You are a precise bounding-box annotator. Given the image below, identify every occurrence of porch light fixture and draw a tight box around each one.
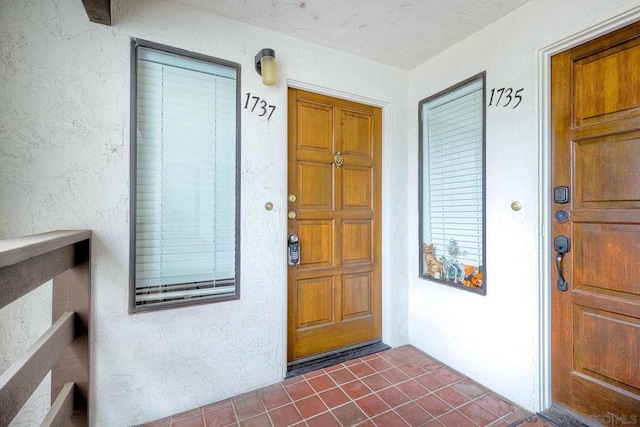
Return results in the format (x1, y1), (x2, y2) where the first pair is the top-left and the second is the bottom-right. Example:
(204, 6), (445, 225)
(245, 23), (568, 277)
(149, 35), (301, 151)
(255, 48), (276, 86)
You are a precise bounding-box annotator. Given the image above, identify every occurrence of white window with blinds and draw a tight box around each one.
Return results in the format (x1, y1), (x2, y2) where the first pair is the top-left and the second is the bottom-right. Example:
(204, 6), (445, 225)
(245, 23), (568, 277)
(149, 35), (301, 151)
(130, 40), (240, 311)
(419, 73), (486, 294)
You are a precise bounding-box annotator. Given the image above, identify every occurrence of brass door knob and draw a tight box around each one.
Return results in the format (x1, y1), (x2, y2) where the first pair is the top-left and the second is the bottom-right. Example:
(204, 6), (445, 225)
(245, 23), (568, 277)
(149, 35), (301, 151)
(288, 211), (297, 219)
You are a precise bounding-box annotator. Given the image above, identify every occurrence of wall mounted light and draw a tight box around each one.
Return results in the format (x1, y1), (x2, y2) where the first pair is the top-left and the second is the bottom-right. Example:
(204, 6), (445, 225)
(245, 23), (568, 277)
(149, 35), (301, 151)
(255, 48), (277, 86)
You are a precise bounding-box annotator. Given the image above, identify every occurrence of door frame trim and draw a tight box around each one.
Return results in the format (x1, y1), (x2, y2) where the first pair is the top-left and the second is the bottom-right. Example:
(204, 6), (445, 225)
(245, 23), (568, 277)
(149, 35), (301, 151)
(283, 79), (392, 376)
(536, 6), (640, 412)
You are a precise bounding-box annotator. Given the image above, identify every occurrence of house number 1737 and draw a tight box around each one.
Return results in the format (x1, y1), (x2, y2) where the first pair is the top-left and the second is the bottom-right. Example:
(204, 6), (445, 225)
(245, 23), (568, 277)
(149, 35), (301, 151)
(244, 92), (276, 120)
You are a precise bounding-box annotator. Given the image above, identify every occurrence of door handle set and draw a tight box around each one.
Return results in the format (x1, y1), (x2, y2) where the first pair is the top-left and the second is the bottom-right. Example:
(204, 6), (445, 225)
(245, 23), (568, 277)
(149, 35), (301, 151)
(553, 186), (570, 292)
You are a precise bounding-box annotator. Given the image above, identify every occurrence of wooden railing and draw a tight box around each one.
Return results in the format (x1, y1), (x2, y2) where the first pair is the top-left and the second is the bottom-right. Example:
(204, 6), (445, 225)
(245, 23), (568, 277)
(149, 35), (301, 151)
(0, 230), (91, 426)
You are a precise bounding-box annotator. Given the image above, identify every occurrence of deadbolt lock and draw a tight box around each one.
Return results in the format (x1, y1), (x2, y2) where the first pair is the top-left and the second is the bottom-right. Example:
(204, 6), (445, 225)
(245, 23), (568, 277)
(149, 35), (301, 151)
(288, 211), (297, 219)
(288, 194), (297, 203)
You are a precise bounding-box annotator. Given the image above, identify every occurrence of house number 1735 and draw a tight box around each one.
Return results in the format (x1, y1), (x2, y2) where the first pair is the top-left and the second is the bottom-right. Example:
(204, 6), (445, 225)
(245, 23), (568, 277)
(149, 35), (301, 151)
(488, 88), (524, 109)
(244, 92), (276, 120)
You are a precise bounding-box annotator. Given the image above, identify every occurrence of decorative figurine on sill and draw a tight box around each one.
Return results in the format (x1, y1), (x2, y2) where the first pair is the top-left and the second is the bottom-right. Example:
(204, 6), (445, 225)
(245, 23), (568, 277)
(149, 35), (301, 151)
(446, 238), (462, 258)
(442, 258), (465, 283)
(462, 264), (484, 288)
(441, 239), (466, 283)
(423, 243), (443, 279)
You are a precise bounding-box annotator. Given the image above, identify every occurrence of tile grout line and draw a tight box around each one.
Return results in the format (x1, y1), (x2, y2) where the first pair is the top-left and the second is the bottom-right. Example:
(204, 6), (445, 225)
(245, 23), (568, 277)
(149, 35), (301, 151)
(320, 354), (442, 425)
(310, 354), (446, 426)
(163, 347), (533, 427)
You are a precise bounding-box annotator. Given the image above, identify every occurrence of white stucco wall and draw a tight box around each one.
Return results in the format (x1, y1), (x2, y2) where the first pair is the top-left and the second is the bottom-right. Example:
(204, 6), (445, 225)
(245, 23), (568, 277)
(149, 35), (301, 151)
(407, 0), (640, 412)
(0, 0), (408, 425)
(4, 0), (640, 424)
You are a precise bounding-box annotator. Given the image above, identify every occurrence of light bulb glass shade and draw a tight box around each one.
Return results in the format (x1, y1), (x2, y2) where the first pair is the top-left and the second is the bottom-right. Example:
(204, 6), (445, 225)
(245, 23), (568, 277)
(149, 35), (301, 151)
(260, 55), (277, 86)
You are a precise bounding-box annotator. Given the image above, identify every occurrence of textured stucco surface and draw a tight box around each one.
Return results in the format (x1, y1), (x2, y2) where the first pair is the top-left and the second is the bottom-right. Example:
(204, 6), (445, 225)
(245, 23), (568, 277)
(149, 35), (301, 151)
(0, 0), (408, 425)
(407, 0), (640, 412)
(172, 0), (531, 70)
(3, 0), (640, 424)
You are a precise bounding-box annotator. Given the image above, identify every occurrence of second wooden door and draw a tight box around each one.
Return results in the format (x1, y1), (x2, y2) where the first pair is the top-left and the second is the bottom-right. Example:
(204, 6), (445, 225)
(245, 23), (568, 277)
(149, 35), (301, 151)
(551, 20), (640, 419)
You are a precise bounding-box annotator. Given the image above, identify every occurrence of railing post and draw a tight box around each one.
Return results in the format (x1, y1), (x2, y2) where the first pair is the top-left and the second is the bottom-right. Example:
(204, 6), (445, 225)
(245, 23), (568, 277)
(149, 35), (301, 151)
(51, 238), (91, 426)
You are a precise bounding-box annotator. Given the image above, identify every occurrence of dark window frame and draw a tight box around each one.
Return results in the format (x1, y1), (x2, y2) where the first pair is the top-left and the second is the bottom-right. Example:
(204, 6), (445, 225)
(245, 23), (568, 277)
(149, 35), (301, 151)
(418, 72), (487, 295)
(129, 38), (242, 313)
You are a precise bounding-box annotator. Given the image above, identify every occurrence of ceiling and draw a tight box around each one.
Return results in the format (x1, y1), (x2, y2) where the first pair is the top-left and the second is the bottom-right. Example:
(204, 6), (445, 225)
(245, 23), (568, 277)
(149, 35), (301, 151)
(172, 0), (531, 70)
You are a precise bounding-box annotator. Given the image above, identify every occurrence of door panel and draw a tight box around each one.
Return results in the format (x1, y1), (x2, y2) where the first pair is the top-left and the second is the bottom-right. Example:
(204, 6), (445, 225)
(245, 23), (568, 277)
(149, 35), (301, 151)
(574, 307), (640, 391)
(342, 273), (372, 320)
(551, 20), (640, 418)
(297, 221), (333, 267)
(297, 101), (334, 151)
(575, 224), (640, 295)
(288, 88), (382, 362)
(573, 37), (640, 126)
(342, 167), (372, 209)
(296, 276), (334, 329)
(298, 162), (334, 209)
(575, 133), (640, 206)
(342, 110), (374, 157)
(341, 220), (372, 264)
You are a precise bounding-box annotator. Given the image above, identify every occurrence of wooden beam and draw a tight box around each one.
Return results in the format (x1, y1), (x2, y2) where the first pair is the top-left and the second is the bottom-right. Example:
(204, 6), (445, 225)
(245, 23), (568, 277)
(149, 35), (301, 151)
(0, 230), (91, 425)
(0, 230), (91, 269)
(81, 0), (111, 26)
(52, 255), (91, 426)
(0, 239), (90, 310)
(0, 312), (75, 427)
(0, 231), (90, 309)
(42, 383), (75, 427)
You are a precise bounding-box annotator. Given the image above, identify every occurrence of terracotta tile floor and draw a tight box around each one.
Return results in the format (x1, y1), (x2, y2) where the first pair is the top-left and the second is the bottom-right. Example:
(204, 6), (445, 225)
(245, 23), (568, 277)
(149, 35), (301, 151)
(143, 345), (538, 427)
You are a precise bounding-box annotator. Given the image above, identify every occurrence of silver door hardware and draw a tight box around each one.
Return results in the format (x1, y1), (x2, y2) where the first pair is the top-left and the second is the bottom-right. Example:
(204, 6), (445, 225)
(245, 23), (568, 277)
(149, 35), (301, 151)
(288, 233), (300, 265)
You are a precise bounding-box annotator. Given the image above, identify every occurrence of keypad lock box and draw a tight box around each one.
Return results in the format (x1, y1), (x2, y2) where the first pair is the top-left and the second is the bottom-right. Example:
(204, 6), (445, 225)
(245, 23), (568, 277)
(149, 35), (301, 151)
(288, 233), (300, 265)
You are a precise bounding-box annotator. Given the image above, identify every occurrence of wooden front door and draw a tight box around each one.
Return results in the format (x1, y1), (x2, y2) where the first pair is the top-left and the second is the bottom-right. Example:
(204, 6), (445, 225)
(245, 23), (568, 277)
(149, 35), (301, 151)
(287, 88), (382, 362)
(551, 21), (640, 419)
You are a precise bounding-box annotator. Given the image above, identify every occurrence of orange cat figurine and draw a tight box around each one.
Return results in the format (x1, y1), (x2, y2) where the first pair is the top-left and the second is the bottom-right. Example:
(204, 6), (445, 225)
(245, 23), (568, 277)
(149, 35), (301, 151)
(423, 243), (442, 278)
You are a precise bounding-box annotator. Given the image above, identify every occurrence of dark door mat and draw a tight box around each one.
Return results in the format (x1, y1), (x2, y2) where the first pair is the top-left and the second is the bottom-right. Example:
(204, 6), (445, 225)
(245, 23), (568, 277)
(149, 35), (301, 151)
(286, 342), (390, 378)
(537, 407), (591, 427)
(508, 414), (560, 427)
(508, 404), (600, 427)
(509, 407), (593, 427)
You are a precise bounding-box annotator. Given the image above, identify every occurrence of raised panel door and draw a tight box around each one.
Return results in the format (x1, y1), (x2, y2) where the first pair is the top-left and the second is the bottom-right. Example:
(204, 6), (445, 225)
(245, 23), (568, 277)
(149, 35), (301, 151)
(551, 20), (640, 419)
(287, 88), (382, 362)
